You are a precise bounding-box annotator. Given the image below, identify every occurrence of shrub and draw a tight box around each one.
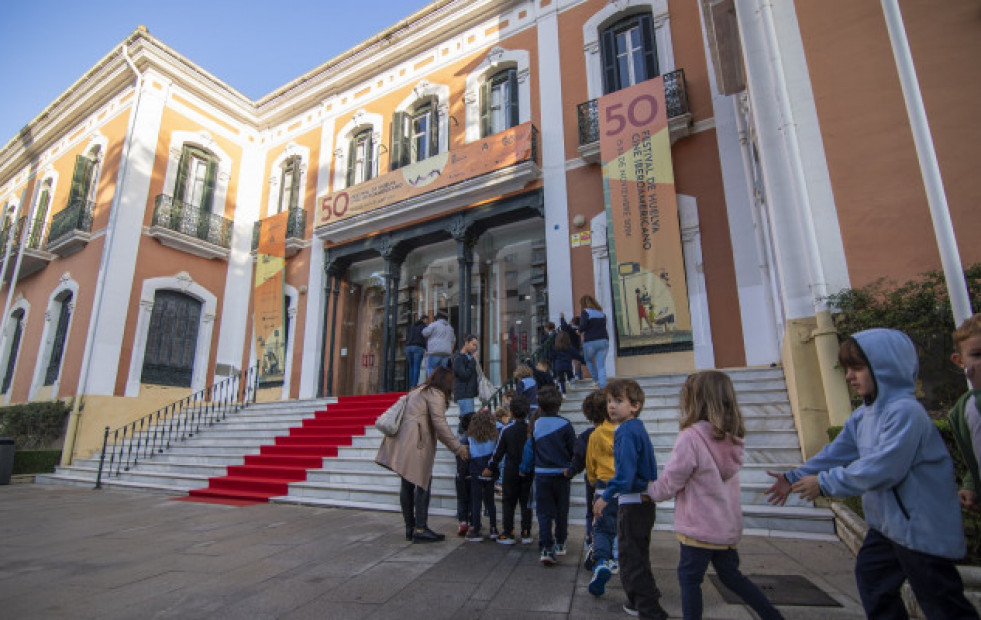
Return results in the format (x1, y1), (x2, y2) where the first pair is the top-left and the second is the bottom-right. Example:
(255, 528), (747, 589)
(825, 263), (981, 414)
(0, 401), (71, 449)
(12, 450), (62, 475)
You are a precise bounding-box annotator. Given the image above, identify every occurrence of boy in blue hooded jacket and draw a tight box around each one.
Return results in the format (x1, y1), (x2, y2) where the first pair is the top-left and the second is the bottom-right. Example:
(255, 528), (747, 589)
(766, 328), (977, 619)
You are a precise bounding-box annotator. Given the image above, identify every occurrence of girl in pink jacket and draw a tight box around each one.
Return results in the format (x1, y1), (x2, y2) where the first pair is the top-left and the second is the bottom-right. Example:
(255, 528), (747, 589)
(648, 371), (782, 620)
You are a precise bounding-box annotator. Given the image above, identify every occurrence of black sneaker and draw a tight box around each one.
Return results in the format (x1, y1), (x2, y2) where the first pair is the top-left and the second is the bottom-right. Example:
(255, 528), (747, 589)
(465, 528), (484, 543)
(520, 529), (533, 544)
(539, 548), (556, 566)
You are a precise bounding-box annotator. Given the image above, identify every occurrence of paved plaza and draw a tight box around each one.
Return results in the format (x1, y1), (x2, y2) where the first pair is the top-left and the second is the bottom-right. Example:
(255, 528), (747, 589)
(0, 484), (864, 619)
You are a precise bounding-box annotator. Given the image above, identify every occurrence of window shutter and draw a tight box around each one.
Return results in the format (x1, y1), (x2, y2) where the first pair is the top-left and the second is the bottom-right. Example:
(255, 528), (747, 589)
(506, 69), (519, 129)
(68, 155), (95, 206)
(428, 104), (439, 157)
(44, 293), (73, 386)
(347, 137), (357, 186)
(601, 26), (618, 94)
(2, 313), (24, 394)
(390, 112), (407, 171)
(288, 157), (301, 210)
(173, 147), (190, 204)
(201, 158), (217, 213)
(639, 13), (659, 79)
(365, 133), (375, 181)
(480, 79), (492, 137)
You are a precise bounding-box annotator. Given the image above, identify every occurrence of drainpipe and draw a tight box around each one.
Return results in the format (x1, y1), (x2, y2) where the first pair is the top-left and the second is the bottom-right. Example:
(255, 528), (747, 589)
(62, 44), (143, 467)
(881, 0), (971, 326)
(758, 0), (852, 426)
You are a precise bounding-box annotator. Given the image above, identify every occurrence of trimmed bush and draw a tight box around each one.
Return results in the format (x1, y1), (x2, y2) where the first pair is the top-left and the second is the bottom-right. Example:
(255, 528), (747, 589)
(12, 450), (62, 475)
(0, 401), (70, 449)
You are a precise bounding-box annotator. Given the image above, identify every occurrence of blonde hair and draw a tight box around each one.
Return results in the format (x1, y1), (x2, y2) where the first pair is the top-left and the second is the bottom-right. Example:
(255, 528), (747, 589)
(953, 313), (981, 352)
(580, 294), (602, 311)
(679, 371), (745, 439)
(513, 364), (533, 380)
(468, 409), (499, 442)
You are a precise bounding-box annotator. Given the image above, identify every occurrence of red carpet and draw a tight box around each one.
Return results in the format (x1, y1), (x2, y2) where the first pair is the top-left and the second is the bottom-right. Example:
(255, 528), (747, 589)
(183, 393), (403, 505)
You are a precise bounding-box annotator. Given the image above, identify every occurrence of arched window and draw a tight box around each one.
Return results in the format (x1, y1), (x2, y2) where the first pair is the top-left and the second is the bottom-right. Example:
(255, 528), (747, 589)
(141, 290), (202, 387)
(347, 128), (375, 187)
(601, 13), (659, 94)
(1, 309), (25, 394)
(277, 156), (302, 214)
(68, 146), (100, 209)
(29, 179), (53, 249)
(391, 97), (439, 170)
(43, 291), (73, 387)
(174, 145), (218, 212)
(481, 69), (518, 137)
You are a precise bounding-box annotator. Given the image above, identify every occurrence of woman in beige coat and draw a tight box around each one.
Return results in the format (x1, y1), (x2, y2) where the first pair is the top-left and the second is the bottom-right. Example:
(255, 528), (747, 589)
(375, 366), (469, 543)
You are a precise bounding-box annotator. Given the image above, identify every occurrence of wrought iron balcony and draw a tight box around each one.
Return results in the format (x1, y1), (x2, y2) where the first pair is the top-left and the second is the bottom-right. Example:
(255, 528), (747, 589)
(1, 216), (55, 282)
(148, 194), (232, 260)
(251, 207), (307, 257)
(576, 69), (693, 162)
(46, 198), (95, 257)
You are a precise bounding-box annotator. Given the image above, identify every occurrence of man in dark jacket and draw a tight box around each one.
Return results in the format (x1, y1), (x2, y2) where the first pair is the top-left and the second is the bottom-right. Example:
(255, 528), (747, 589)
(405, 314), (428, 388)
(451, 334), (480, 535)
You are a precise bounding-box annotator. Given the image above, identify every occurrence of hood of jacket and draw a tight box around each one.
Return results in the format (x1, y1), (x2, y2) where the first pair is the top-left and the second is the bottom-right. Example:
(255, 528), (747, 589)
(853, 328), (918, 408)
(690, 421), (743, 481)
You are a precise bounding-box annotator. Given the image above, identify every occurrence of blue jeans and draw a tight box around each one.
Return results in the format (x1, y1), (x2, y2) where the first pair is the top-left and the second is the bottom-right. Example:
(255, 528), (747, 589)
(678, 544), (783, 620)
(582, 339), (609, 387)
(426, 354), (450, 377)
(405, 345), (425, 388)
(592, 484), (618, 564)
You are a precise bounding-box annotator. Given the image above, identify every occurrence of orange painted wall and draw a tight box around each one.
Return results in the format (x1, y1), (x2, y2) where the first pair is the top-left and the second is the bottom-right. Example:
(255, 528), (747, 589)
(794, 0), (981, 287)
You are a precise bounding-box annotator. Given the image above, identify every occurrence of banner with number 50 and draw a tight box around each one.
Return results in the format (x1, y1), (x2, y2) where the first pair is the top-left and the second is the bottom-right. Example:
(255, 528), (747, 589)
(599, 76), (693, 355)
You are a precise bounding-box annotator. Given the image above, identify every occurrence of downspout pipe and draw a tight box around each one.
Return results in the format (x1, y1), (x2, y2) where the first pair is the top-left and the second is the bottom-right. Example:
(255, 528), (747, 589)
(881, 0), (971, 326)
(758, 0), (852, 426)
(62, 44), (143, 467)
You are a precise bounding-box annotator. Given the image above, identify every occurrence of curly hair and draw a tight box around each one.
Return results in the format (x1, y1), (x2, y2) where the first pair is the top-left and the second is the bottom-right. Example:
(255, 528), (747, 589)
(467, 409), (499, 442)
(581, 389), (608, 424)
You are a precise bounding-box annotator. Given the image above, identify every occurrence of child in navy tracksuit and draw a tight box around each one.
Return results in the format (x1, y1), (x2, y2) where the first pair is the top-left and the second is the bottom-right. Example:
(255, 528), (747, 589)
(514, 364), (538, 413)
(485, 395), (533, 544)
(520, 386), (575, 565)
(564, 390), (608, 551)
(465, 409), (500, 542)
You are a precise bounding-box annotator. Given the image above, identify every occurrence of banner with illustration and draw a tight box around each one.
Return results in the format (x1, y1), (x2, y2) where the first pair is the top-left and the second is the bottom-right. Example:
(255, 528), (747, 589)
(599, 77), (692, 354)
(316, 122), (536, 228)
(253, 210), (288, 384)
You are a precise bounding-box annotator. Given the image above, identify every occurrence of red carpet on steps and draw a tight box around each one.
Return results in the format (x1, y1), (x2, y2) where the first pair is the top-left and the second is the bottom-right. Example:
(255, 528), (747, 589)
(180, 392), (403, 506)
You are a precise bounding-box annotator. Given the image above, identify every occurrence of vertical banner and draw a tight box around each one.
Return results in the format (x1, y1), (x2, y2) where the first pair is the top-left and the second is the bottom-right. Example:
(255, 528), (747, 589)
(599, 77), (693, 354)
(254, 211), (288, 384)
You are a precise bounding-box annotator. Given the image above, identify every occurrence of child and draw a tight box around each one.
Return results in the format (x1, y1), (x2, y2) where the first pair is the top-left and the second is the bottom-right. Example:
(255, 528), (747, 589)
(766, 329), (976, 619)
(520, 385), (575, 565)
(565, 390), (607, 554)
(551, 331), (580, 394)
(514, 364), (538, 412)
(593, 379), (668, 620)
(648, 371), (782, 619)
(485, 395), (534, 544)
(584, 389), (620, 597)
(465, 408), (500, 542)
(948, 314), (981, 510)
(534, 359), (556, 389)
(454, 413), (472, 537)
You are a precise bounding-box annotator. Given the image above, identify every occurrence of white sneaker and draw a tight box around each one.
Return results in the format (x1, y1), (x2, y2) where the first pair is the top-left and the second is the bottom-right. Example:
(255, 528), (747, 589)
(622, 603), (639, 617)
(554, 543), (567, 556)
(608, 559), (619, 574)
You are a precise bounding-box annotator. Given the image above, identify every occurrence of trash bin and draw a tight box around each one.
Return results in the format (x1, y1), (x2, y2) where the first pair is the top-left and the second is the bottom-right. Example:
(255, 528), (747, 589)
(0, 438), (14, 485)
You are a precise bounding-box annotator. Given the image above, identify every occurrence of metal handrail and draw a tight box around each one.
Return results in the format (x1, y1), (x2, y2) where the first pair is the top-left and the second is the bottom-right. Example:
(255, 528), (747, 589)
(151, 194), (233, 248)
(480, 339), (553, 410)
(47, 198), (95, 246)
(94, 364), (260, 488)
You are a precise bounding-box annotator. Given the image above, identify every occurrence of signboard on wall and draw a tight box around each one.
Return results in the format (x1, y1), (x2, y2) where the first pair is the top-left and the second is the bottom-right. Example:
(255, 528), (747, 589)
(598, 77), (693, 354)
(253, 211), (288, 384)
(316, 122), (536, 227)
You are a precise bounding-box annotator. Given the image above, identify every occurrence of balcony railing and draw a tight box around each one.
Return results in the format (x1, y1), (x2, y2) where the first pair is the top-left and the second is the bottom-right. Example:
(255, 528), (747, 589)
(152, 195), (233, 249)
(251, 207), (307, 255)
(47, 198), (94, 246)
(577, 69), (691, 149)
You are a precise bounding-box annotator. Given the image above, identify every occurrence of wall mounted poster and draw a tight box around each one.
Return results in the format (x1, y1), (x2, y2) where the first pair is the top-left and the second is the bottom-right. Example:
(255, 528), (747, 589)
(254, 211), (288, 384)
(598, 76), (693, 354)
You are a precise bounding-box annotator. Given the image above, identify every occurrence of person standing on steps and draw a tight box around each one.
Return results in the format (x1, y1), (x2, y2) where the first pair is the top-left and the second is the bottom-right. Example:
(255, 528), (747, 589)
(578, 295), (610, 388)
(405, 314), (429, 389)
(422, 311), (454, 378)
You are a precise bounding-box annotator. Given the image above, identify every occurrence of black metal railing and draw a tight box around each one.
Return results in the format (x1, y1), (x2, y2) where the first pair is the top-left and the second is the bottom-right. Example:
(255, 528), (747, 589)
(94, 364), (260, 488)
(480, 339), (553, 410)
(152, 194), (233, 248)
(47, 198), (94, 246)
(251, 207), (308, 252)
(576, 68), (690, 146)
(0, 217), (25, 260)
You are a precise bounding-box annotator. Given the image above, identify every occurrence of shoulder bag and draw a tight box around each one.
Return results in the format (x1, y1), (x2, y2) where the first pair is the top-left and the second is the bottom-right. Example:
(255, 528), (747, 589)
(375, 392), (411, 437)
(476, 360), (496, 403)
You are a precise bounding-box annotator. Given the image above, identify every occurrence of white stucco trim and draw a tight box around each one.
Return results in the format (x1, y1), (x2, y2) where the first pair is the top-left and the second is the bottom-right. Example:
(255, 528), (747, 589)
(162, 130), (233, 215)
(395, 81), (451, 156)
(582, 0), (674, 101)
(28, 274), (80, 401)
(677, 195), (715, 369)
(589, 213), (617, 381)
(333, 111), (384, 192)
(463, 47), (532, 143)
(266, 143), (311, 217)
(27, 171), (59, 242)
(125, 272), (217, 397)
(0, 297), (30, 405)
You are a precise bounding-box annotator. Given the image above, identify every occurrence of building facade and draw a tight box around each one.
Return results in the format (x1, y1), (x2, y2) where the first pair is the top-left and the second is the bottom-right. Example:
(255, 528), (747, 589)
(0, 0), (977, 462)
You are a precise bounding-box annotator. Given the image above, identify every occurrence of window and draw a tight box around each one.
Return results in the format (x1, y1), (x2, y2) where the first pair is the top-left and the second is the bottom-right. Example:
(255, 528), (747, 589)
(173, 145), (218, 211)
(43, 291), (73, 386)
(481, 69), (518, 137)
(29, 179), (53, 248)
(391, 98), (439, 170)
(67, 148), (99, 208)
(1, 309), (24, 394)
(347, 129), (374, 187)
(141, 290), (202, 387)
(277, 156), (301, 214)
(601, 14), (659, 94)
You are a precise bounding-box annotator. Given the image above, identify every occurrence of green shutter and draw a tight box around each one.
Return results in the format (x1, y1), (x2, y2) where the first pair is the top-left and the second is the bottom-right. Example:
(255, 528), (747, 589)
(201, 158), (217, 213)
(480, 79), (492, 137)
(288, 157), (301, 209)
(601, 26), (618, 94)
(639, 14), (659, 79)
(173, 147), (190, 204)
(390, 112), (407, 171)
(428, 103), (439, 158)
(506, 69), (519, 129)
(365, 133), (374, 180)
(347, 136), (357, 186)
(68, 155), (95, 206)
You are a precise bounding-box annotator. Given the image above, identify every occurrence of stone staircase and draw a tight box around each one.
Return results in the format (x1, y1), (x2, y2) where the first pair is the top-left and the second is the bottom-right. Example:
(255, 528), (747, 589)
(36, 368), (835, 539)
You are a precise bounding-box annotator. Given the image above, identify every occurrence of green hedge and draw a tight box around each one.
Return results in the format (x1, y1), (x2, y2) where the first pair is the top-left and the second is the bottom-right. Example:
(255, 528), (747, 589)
(828, 423), (981, 564)
(12, 450), (62, 475)
(0, 401), (70, 449)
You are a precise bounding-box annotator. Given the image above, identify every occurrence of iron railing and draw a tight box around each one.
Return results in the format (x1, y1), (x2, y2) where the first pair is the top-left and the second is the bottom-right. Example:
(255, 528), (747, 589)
(252, 207), (307, 252)
(0, 216), (25, 260)
(47, 198), (95, 246)
(576, 68), (690, 146)
(152, 194), (233, 248)
(95, 364), (260, 488)
(480, 339), (554, 410)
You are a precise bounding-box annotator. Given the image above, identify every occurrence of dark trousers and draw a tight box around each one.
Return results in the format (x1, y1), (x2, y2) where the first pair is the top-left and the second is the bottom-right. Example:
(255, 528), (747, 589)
(535, 475), (570, 550)
(618, 502), (667, 620)
(855, 528), (978, 619)
(592, 493), (618, 564)
(501, 471), (533, 535)
(469, 476), (497, 533)
(678, 544), (783, 620)
(399, 477), (431, 530)
(455, 455), (471, 524)
(584, 479), (595, 544)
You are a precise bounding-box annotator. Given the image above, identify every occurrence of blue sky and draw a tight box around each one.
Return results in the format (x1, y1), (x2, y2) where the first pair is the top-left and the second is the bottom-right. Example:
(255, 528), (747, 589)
(0, 0), (433, 143)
